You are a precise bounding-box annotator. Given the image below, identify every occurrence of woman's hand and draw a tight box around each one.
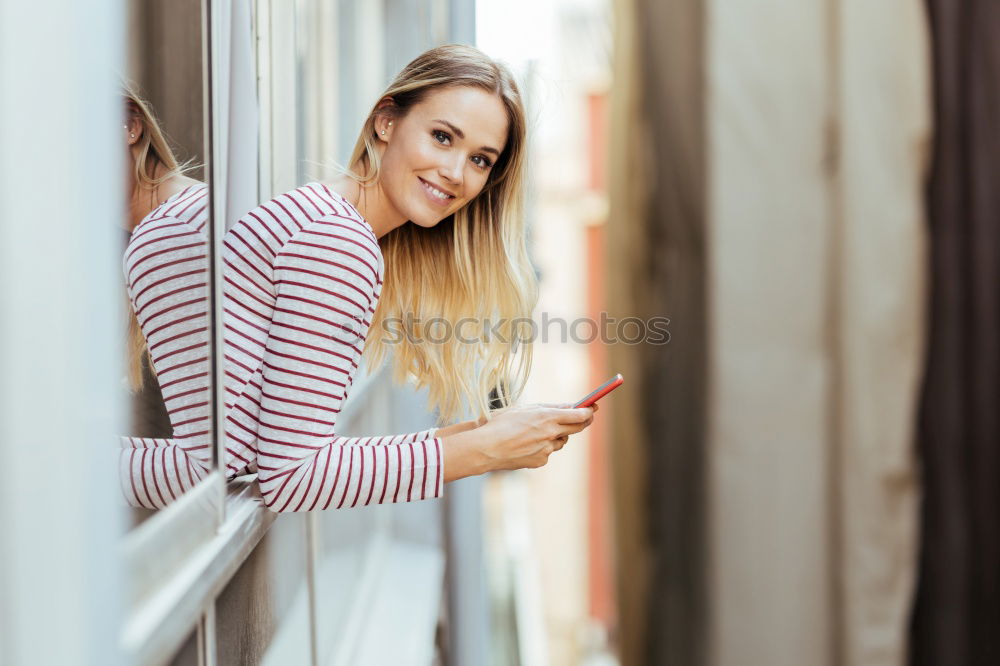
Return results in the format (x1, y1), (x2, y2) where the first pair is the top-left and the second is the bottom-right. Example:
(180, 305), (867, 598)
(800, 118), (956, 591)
(475, 403), (598, 471)
(441, 402), (600, 483)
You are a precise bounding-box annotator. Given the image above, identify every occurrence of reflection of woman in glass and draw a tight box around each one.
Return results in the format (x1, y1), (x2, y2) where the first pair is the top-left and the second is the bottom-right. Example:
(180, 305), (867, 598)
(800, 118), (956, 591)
(119, 88), (212, 508)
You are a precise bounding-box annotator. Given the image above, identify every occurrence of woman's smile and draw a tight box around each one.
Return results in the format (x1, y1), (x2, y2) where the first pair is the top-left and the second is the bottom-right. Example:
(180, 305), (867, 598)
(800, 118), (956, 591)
(418, 176), (456, 208)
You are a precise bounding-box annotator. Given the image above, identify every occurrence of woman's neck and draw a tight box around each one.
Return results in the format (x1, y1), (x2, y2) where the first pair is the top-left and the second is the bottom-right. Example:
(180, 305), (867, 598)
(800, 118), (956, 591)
(127, 167), (201, 230)
(324, 173), (406, 240)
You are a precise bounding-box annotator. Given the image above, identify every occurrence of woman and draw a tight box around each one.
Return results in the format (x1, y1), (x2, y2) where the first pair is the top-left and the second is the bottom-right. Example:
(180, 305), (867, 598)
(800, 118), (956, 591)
(119, 88), (214, 508)
(124, 44), (597, 512)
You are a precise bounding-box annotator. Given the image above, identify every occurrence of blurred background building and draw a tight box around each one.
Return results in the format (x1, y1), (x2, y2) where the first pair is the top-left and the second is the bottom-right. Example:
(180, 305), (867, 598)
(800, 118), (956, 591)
(0, 0), (996, 665)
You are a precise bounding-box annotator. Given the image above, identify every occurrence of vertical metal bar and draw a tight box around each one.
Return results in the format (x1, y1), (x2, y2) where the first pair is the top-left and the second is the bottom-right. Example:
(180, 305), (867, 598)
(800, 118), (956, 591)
(202, 0), (227, 526)
(306, 513), (320, 666)
(255, 0), (273, 199)
(197, 607), (218, 666)
(444, 475), (491, 666)
(823, 0), (845, 663)
(196, 615), (205, 666)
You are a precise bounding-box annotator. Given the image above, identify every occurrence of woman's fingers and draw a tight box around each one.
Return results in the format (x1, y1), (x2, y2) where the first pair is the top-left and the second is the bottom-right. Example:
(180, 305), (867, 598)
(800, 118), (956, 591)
(550, 406), (595, 425)
(563, 421), (591, 436)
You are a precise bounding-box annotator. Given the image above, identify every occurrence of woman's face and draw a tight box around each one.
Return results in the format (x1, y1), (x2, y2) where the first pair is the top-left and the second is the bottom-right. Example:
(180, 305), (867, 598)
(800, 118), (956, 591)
(376, 85), (510, 228)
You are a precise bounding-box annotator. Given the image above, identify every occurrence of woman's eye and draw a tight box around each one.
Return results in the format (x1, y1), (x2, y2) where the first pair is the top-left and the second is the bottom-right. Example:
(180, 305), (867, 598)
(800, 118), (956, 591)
(432, 129), (492, 169)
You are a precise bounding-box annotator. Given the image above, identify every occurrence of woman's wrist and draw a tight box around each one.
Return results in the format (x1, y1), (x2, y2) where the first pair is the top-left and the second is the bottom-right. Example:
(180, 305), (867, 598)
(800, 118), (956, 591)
(434, 418), (480, 439)
(441, 427), (494, 483)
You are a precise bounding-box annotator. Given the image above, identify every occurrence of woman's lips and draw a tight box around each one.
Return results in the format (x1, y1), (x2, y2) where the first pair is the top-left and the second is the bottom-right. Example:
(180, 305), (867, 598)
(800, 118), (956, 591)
(418, 177), (455, 208)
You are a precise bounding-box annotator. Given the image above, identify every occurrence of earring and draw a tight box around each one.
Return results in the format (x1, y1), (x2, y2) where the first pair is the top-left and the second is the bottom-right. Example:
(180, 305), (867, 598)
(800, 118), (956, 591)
(130, 133), (135, 138)
(380, 130), (386, 135)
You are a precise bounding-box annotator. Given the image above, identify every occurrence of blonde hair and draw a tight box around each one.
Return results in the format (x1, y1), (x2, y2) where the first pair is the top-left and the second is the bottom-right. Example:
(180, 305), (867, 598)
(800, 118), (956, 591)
(123, 85), (194, 391)
(346, 44), (537, 424)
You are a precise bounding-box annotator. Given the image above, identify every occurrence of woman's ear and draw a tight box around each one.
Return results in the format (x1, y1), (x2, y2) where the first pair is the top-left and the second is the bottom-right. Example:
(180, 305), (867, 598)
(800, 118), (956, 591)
(373, 97), (397, 142)
(375, 115), (394, 142)
(126, 115), (143, 146)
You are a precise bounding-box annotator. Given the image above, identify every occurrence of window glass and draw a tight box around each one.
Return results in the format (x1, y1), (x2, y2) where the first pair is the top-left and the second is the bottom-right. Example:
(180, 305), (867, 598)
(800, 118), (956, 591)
(121, 0), (216, 525)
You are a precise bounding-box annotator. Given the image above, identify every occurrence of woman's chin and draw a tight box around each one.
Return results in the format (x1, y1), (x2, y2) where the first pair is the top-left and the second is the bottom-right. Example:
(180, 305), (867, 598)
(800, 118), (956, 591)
(410, 213), (446, 228)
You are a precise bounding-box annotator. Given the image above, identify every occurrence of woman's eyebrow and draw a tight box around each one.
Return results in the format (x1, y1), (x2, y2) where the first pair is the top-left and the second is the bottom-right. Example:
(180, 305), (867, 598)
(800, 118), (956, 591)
(433, 119), (501, 156)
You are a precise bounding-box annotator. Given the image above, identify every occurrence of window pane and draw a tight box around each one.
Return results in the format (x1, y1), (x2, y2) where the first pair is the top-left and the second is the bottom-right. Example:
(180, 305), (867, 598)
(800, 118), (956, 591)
(121, 0), (215, 525)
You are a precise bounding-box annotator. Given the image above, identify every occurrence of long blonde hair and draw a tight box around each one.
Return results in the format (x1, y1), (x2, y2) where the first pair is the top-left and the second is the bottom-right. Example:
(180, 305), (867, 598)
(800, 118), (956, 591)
(123, 85), (193, 390)
(346, 44), (537, 424)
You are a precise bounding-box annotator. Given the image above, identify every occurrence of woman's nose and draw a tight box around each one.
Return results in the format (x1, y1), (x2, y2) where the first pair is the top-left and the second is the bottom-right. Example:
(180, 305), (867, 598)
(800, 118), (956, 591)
(439, 155), (464, 186)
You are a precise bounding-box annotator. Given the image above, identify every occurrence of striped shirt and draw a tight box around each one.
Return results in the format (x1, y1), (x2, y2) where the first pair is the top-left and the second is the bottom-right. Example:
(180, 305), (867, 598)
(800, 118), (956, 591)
(120, 184), (213, 508)
(222, 182), (443, 512)
(120, 182), (444, 512)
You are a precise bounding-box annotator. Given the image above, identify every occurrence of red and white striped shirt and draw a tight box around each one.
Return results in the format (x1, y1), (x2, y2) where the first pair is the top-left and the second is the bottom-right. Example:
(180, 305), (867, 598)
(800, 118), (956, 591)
(120, 184), (213, 508)
(120, 182), (444, 512)
(222, 182), (443, 512)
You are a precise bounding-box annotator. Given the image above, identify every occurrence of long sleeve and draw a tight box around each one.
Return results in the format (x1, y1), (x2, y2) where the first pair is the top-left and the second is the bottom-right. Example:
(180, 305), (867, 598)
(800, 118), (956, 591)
(253, 217), (445, 513)
(119, 191), (215, 509)
(119, 435), (212, 509)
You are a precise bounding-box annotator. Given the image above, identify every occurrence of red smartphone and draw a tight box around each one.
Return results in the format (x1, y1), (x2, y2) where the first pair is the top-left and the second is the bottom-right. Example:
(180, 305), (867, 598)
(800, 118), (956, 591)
(573, 373), (624, 408)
